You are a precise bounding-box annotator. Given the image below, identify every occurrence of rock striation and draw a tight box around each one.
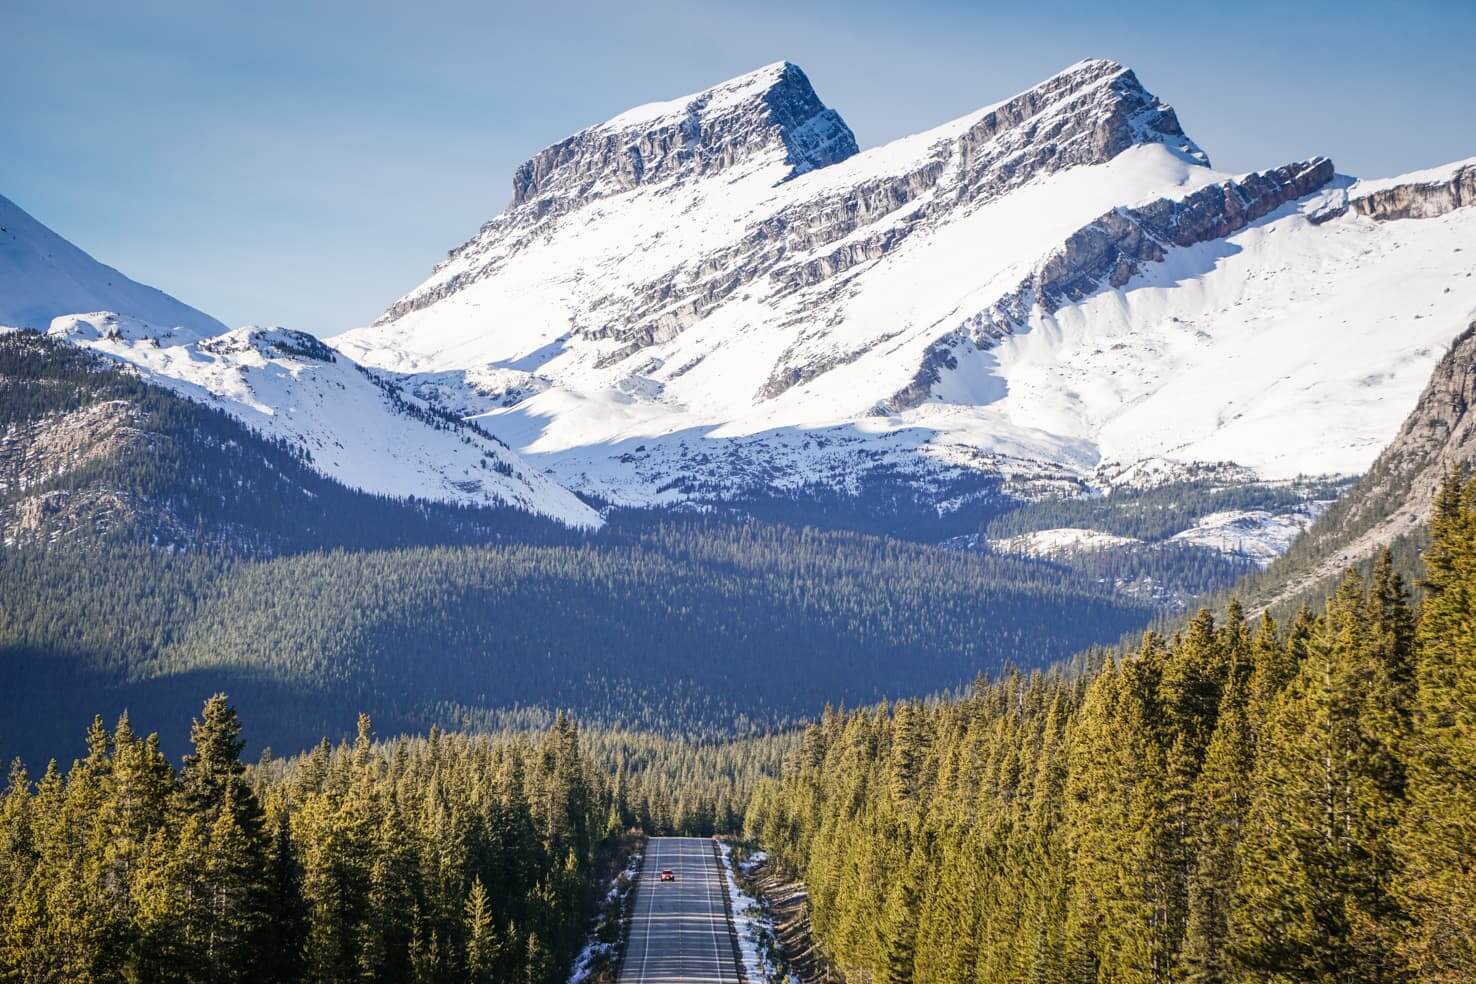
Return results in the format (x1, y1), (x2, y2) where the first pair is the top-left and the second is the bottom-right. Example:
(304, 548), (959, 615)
(1351, 161), (1476, 221)
(378, 62), (858, 326)
(510, 62), (857, 208)
(372, 59), (1205, 348)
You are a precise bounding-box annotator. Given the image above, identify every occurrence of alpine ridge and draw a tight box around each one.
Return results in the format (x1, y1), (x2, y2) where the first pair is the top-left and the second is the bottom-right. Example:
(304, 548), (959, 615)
(328, 59), (1476, 547)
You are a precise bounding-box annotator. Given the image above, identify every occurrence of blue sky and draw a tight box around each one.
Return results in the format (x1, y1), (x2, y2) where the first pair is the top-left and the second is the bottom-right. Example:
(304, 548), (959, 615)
(5, 0), (1474, 333)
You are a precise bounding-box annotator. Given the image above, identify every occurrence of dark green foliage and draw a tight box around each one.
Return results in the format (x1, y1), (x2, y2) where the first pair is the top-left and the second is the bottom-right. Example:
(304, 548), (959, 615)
(1027, 540), (1260, 608)
(748, 482), (1476, 983)
(1395, 478), (1476, 981)
(0, 698), (613, 984)
(0, 516), (1153, 765)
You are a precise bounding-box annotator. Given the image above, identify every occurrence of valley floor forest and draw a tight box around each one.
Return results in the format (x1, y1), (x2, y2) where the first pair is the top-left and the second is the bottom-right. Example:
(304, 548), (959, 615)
(2, 479), (1473, 983)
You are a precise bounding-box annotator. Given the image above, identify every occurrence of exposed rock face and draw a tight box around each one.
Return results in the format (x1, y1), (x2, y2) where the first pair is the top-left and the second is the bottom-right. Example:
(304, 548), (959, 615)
(198, 327), (336, 362)
(0, 399), (154, 494)
(877, 157), (1337, 412)
(329, 59), (1476, 525)
(373, 58), (1205, 351)
(0, 399), (179, 547)
(379, 62), (859, 327)
(1346, 321), (1476, 525)
(5, 487), (175, 547)
(1351, 162), (1476, 221)
(510, 62), (857, 208)
(1363, 321), (1470, 486)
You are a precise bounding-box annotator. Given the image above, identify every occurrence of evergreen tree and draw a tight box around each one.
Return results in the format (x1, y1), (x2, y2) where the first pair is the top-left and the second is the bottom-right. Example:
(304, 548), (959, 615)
(1231, 573), (1411, 982)
(464, 875), (498, 984)
(1179, 658), (1252, 984)
(1396, 478), (1476, 981)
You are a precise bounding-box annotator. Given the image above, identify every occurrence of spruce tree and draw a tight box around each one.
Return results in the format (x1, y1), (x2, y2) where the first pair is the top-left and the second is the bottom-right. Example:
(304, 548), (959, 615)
(1396, 478), (1476, 980)
(1179, 657), (1252, 984)
(465, 875), (498, 984)
(1231, 573), (1411, 983)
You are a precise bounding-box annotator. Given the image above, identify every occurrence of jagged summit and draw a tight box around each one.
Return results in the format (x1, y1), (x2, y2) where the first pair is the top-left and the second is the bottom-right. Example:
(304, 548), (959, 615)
(951, 56), (1207, 167)
(508, 60), (858, 207)
(366, 59), (1212, 333)
(333, 60), (1476, 526)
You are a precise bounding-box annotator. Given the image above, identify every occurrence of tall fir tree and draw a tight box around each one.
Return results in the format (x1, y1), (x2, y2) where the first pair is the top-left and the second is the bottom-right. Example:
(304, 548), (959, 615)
(1396, 477), (1476, 981)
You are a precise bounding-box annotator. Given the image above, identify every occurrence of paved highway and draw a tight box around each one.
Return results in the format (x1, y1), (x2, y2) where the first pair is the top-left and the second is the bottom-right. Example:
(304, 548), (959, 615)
(618, 836), (742, 984)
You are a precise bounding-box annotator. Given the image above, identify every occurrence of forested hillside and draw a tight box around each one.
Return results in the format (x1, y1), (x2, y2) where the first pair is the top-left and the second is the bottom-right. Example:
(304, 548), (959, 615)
(1, 330), (1167, 766)
(0, 519), (1155, 767)
(0, 697), (613, 983)
(746, 478), (1476, 983)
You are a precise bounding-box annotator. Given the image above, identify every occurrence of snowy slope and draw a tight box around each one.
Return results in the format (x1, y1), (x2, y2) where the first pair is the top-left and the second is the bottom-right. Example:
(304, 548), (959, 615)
(47, 313), (600, 527)
(991, 501), (1328, 567)
(0, 192), (599, 527)
(989, 177), (1476, 480)
(0, 193), (223, 335)
(331, 59), (1476, 518)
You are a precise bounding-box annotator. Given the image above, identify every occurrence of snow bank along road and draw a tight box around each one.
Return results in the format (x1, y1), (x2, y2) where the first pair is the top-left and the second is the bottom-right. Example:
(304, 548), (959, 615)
(619, 836), (742, 984)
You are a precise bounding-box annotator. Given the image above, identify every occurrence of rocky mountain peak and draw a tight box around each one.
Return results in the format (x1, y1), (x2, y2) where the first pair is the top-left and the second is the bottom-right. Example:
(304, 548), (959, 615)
(973, 57), (1207, 169)
(508, 61), (858, 208)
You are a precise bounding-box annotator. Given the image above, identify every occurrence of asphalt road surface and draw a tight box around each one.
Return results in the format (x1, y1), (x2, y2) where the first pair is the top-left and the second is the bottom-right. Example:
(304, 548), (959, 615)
(618, 836), (742, 984)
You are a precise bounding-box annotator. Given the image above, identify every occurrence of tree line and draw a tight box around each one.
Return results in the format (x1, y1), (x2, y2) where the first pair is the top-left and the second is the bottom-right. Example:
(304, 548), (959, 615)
(0, 699), (614, 983)
(746, 478), (1476, 983)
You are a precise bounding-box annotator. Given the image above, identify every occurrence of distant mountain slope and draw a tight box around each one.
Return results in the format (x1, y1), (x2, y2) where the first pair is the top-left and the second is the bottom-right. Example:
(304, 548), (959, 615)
(1, 192), (600, 527)
(1242, 320), (1476, 611)
(332, 60), (1476, 533)
(0, 330), (568, 552)
(0, 340), (1159, 765)
(0, 193), (223, 334)
(47, 313), (600, 527)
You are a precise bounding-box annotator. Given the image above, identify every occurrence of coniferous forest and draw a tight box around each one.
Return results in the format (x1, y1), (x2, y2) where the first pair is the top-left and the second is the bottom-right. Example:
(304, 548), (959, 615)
(745, 479), (1476, 984)
(3, 330), (1475, 984)
(0, 699), (611, 983)
(7, 20), (1476, 984)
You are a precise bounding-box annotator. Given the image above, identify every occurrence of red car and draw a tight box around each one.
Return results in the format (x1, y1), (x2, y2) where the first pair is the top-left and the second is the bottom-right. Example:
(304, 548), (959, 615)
(659, 869), (676, 882)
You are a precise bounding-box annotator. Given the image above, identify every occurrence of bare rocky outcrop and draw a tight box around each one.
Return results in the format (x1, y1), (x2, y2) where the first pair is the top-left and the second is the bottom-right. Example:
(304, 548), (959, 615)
(1351, 162), (1476, 221)
(876, 157), (1337, 412)
(1306, 162), (1476, 225)
(0, 400), (154, 493)
(378, 63), (857, 326)
(0, 399), (182, 546)
(510, 62), (857, 208)
(5, 487), (178, 547)
(198, 327), (336, 362)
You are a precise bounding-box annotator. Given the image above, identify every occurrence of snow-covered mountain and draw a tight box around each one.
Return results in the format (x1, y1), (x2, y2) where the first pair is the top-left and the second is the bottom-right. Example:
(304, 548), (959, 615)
(1, 194), (600, 528)
(46, 314), (599, 526)
(333, 58), (1476, 525)
(0, 193), (224, 336)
